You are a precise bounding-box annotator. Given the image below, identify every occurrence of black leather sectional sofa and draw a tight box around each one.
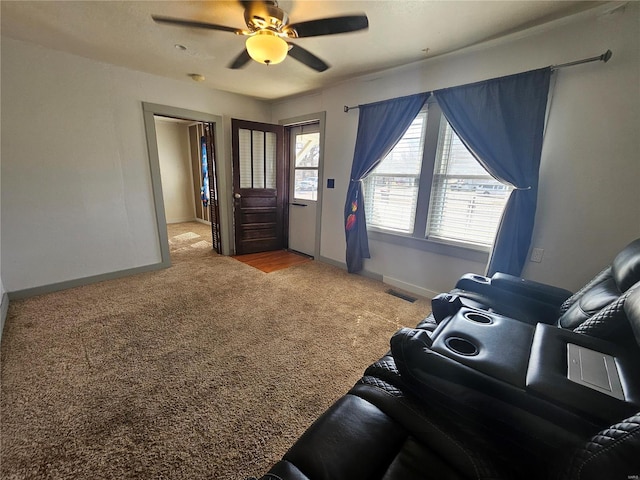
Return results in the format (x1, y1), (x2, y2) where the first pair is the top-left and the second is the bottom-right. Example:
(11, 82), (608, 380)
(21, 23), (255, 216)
(255, 239), (640, 480)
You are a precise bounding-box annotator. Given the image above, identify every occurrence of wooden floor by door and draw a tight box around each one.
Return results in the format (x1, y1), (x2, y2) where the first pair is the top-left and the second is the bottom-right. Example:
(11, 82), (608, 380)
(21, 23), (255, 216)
(232, 250), (311, 273)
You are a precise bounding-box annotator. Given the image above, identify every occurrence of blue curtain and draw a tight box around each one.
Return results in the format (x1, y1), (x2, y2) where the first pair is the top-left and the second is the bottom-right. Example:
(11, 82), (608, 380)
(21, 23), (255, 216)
(433, 68), (551, 276)
(344, 92), (430, 273)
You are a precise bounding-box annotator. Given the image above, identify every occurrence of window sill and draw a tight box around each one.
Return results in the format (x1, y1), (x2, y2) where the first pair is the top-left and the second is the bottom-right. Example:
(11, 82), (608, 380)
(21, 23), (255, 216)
(367, 229), (490, 264)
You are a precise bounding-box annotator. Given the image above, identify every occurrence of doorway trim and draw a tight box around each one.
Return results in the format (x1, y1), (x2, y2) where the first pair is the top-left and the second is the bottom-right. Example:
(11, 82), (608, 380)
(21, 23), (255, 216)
(279, 111), (326, 260)
(142, 102), (231, 265)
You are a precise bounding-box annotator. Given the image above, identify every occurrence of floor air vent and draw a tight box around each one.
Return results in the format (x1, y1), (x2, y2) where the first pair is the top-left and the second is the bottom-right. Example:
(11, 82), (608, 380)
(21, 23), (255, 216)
(386, 289), (417, 303)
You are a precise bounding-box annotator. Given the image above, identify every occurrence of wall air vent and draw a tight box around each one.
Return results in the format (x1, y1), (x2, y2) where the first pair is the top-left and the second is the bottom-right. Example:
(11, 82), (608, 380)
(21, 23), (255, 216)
(386, 289), (417, 303)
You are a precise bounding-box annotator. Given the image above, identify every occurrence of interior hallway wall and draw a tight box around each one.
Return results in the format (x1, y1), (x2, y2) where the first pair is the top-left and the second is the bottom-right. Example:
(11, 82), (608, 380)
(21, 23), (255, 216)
(155, 119), (196, 224)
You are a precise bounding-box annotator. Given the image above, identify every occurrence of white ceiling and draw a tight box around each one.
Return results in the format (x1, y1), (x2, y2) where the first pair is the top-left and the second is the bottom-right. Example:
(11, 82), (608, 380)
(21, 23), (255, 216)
(1, 1), (608, 100)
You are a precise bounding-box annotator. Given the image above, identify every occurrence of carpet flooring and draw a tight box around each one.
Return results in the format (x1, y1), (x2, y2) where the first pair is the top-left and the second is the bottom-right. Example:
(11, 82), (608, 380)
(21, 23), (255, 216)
(1, 222), (431, 479)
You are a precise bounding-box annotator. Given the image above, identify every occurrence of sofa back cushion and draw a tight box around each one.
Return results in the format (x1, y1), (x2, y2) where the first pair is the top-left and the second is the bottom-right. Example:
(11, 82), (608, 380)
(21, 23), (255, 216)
(559, 238), (640, 330)
(612, 238), (640, 293)
(558, 274), (619, 329)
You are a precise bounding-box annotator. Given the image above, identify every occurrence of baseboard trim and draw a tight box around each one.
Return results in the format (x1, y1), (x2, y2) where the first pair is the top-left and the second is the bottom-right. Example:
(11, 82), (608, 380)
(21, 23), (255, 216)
(316, 255), (383, 282)
(7, 261), (170, 300)
(317, 255), (347, 270)
(167, 217), (200, 224)
(383, 276), (437, 300)
(316, 256), (433, 297)
(0, 292), (9, 342)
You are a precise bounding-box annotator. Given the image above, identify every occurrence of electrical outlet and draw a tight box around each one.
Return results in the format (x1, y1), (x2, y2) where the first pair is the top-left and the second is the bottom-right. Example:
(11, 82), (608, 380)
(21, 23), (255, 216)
(530, 248), (544, 263)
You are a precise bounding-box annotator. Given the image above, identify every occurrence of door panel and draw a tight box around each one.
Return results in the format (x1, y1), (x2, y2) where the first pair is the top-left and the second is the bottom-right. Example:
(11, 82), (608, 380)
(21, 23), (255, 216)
(203, 122), (222, 254)
(288, 124), (320, 257)
(232, 119), (285, 255)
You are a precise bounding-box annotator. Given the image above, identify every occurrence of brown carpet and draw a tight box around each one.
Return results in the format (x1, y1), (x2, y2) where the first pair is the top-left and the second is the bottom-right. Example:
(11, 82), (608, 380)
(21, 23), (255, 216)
(1, 222), (430, 480)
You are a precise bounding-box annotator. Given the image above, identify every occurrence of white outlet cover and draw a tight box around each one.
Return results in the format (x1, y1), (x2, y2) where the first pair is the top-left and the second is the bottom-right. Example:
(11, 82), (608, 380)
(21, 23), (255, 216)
(531, 248), (544, 263)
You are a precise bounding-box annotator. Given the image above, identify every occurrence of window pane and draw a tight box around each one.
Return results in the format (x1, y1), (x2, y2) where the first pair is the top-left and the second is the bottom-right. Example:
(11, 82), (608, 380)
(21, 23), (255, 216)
(427, 122), (511, 247)
(363, 109), (427, 234)
(238, 128), (252, 188)
(238, 129), (276, 189)
(264, 131), (276, 189)
(373, 113), (425, 176)
(294, 170), (318, 201)
(295, 132), (320, 168)
(365, 175), (419, 233)
(252, 131), (265, 188)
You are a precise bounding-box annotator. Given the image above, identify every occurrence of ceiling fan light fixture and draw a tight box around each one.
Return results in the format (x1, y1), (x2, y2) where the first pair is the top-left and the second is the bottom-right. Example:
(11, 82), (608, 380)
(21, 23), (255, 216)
(245, 30), (288, 65)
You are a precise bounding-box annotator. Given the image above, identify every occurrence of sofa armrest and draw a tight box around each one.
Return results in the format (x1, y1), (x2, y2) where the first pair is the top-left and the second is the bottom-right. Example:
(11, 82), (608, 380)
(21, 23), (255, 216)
(456, 272), (572, 307)
(490, 273), (573, 306)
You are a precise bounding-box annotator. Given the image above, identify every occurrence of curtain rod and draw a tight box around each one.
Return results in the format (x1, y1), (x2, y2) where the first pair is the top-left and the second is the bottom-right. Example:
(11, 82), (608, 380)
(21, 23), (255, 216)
(343, 50), (612, 113)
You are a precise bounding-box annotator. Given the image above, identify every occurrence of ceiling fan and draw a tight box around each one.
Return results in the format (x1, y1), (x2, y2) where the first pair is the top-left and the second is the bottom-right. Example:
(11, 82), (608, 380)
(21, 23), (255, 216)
(152, 1), (368, 72)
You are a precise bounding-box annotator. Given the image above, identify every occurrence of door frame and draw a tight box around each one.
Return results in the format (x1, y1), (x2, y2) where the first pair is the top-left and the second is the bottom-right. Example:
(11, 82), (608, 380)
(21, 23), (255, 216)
(142, 102), (232, 265)
(280, 111), (326, 260)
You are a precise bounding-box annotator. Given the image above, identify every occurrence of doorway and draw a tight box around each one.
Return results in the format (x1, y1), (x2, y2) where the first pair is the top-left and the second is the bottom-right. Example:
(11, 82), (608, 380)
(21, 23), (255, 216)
(281, 112), (326, 260)
(154, 116), (221, 254)
(142, 103), (230, 266)
(231, 118), (286, 255)
(229, 115), (325, 258)
(288, 122), (320, 257)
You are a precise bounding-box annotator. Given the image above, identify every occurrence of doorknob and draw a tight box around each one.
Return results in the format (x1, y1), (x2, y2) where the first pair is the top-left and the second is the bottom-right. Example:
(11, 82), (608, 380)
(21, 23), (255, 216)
(233, 193), (241, 199)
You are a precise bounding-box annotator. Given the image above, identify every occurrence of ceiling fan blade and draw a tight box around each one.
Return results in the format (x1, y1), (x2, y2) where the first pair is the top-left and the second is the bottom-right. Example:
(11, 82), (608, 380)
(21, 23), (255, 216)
(238, 0), (260, 9)
(288, 15), (368, 38)
(287, 44), (329, 72)
(228, 49), (252, 69)
(152, 15), (242, 34)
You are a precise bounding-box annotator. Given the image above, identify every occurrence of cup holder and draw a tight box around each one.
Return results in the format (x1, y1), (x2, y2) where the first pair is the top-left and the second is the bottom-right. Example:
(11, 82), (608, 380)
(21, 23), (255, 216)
(471, 274), (490, 283)
(445, 336), (479, 356)
(463, 311), (493, 324)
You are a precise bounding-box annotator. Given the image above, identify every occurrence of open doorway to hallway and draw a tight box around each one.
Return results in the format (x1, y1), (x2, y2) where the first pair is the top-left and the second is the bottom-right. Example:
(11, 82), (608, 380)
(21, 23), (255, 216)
(154, 115), (222, 258)
(142, 102), (230, 268)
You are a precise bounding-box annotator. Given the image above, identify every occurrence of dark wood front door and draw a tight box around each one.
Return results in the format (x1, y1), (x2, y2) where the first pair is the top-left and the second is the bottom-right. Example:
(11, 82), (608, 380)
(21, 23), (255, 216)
(231, 119), (286, 255)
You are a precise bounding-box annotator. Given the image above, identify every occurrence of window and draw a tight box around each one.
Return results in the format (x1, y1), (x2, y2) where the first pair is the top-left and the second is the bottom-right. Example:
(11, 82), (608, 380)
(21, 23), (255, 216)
(292, 128), (320, 201)
(363, 110), (427, 233)
(363, 102), (512, 250)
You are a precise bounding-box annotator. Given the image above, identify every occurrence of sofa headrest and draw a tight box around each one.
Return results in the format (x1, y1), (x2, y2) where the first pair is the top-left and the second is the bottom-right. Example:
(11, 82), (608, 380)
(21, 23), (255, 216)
(612, 238), (640, 293)
(624, 284), (640, 348)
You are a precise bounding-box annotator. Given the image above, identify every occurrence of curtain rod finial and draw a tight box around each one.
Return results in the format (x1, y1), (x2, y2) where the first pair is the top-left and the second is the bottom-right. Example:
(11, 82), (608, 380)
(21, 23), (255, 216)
(602, 50), (613, 63)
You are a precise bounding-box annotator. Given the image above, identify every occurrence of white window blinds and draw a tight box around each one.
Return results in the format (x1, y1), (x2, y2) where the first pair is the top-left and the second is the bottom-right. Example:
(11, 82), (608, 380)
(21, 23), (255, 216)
(238, 129), (277, 189)
(363, 110), (427, 234)
(426, 122), (511, 247)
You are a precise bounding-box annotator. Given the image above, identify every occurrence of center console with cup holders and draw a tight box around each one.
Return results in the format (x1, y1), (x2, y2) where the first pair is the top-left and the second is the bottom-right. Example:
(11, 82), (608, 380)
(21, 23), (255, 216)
(391, 301), (640, 454)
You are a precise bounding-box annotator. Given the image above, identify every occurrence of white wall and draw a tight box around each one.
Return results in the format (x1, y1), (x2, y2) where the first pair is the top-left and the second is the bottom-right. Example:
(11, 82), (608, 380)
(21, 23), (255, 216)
(1, 37), (271, 292)
(155, 119), (195, 224)
(271, 3), (640, 294)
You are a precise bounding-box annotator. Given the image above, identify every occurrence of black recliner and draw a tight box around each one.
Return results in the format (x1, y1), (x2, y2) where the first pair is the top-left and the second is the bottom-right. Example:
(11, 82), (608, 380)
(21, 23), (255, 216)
(422, 238), (640, 341)
(256, 286), (640, 480)
(253, 242), (640, 480)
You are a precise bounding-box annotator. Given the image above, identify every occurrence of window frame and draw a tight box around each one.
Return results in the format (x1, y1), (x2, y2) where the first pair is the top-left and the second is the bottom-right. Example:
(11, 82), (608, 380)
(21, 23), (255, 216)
(365, 100), (497, 263)
(291, 124), (321, 202)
